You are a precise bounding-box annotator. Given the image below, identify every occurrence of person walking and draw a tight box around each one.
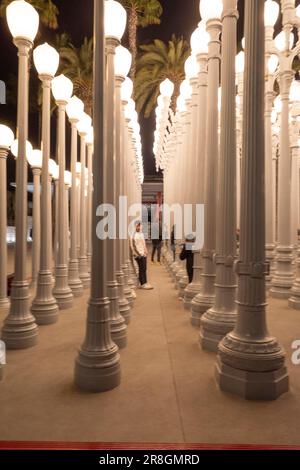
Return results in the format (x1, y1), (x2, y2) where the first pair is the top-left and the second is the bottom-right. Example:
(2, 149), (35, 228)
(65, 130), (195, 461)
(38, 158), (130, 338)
(179, 234), (195, 283)
(151, 222), (162, 264)
(131, 222), (153, 290)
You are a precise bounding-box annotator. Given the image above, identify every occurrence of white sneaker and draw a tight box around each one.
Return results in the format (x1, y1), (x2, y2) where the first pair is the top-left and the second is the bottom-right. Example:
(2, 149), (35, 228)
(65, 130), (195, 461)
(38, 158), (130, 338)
(141, 283), (154, 290)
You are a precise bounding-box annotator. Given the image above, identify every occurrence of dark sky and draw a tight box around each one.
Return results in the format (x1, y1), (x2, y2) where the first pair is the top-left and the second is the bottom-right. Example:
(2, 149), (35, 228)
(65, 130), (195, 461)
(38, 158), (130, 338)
(0, 0), (286, 177)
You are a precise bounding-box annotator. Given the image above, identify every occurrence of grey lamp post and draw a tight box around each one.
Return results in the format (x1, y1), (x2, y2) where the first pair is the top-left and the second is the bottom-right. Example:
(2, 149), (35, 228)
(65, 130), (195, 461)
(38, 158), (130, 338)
(74, 0), (121, 392)
(66, 96), (84, 297)
(0, 125), (14, 308)
(86, 130), (94, 273)
(52, 74), (74, 310)
(105, 0), (128, 349)
(190, 0), (223, 327)
(77, 113), (92, 289)
(216, 0), (289, 401)
(27, 149), (42, 290)
(201, 0), (238, 352)
(30, 42), (59, 324)
(2, 0), (39, 349)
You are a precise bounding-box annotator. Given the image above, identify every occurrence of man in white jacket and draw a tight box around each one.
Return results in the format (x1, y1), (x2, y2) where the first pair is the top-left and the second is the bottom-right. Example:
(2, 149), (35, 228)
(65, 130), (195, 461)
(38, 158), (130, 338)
(130, 222), (153, 290)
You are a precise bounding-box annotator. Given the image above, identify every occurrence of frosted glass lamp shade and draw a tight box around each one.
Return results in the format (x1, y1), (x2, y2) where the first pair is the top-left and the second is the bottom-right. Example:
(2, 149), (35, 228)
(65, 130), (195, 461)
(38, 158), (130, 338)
(160, 79), (174, 98)
(185, 55), (200, 79)
(48, 158), (57, 177)
(33, 43), (59, 77)
(86, 127), (94, 146)
(51, 74), (73, 102)
(268, 54), (279, 74)
(115, 45), (132, 78)
(27, 149), (43, 168)
(0, 124), (15, 148)
(180, 80), (192, 100)
(236, 51), (245, 74)
(64, 170), (72, 186)
(190, 22), (210, 55)
(200, 0), (223, 21)
(121, 77), (133, 102)
(76, 113), (92, 135)
(66, 96), (84, 121)
(274, 31), (294, 51)
(104, 0), (127, 40)
(11, 139), (32, 159)
(264, 0), (279, 27)
(76, 162), (81, 175)
(6, 0), (39, 42)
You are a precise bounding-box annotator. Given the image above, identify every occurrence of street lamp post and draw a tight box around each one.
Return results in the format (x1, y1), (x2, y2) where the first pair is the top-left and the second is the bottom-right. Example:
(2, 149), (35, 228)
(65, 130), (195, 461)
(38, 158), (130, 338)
(74, 0), (121, 392)
(200, 0), (238, 352)
(86, 127), (94, 273)
(77, 112), (92, 289)
(27, 149), (42, 290)
(66, 96), (84, 296)
(52, 74), (74, 309)
(216, 0), (289, 400)
(0, 125), (14, 308)
(105, 0), (128, 349)
(2, 0), (39, 349)
(190, 0), (223, 326)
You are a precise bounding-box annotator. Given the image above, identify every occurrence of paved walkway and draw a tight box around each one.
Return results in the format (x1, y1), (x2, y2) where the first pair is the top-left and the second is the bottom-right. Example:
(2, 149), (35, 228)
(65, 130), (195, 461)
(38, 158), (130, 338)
(0, 262), (300, 446)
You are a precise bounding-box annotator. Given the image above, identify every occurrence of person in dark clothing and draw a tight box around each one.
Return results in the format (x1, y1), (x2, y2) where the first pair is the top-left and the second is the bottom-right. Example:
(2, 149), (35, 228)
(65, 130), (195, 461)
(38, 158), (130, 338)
(170, 225), (176, 262)
(180, 235), (195, 284)
(151, 222), (162, 264)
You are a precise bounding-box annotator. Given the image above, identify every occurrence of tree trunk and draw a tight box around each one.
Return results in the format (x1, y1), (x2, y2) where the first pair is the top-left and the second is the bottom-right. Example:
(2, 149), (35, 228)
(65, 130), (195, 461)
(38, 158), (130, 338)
(128, 7), (138, 80)
(171, 79), (181, 113)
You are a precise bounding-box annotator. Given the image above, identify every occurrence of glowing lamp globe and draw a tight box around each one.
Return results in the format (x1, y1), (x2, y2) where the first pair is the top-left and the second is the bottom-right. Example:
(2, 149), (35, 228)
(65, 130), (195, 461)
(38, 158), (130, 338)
(157, 95), (164, 108)
(297, 5), (300, 18)
(48, 158), (57, 177)
(290, 81), (300, 103)
(11, 139), (32, 159)
(264, 0), (279, 27)
(33, 43), (59, 77)
(274, 96), (282, 113)
(275, 31), (294, 51)
(6, 0), (39, 42)
(115, 45), (132, 78)
(86, 127), (94, 146)
(76, 162), (81, 174)
(51, 74), (73, 103)
(271, 110), (277, 125)
(236, 51), (245, 74)
(64, 171), (72, 187)
(66, 96), (85, 121)
(185, 55), (200, 79)
(27, 149), (43, 168)
(77, 113), (92, 135)
(200, 0), (223, 21)
(177, 95), (186, 113)
(160, 79), (174, 98)
(121, 77), (133, 102)
(180, 80), (192, 100)
(0, 124), (15, 149)
(190, 23), (209, 55)
(104, 0), (127, 40)
(268, 54), (279, 74)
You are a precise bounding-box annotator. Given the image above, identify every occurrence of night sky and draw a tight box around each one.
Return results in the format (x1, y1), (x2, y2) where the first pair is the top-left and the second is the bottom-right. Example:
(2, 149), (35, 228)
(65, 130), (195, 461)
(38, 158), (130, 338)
(0, 0), (290, 177)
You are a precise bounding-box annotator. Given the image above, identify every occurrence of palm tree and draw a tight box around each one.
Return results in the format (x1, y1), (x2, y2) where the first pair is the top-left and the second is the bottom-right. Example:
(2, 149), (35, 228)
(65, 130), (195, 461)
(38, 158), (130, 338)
(134, 35), (190, 118)
(0, 0), (59, 29)
(120, 0), (163, 79)
(59, 37), (94, 115)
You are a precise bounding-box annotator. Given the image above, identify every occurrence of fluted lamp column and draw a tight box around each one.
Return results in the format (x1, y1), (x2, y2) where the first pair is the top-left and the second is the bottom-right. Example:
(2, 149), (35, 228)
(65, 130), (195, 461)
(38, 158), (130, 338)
(77, 112), (92, 289)
(216, 0), (289, 400)
(86, 127), (94, 274)
(190, 0), (223, 326)
(105, 0), (128, 349)
(27, 149), (42, 290)
(201, 0), (238, 352)
(74, 0), (121, 392)
(52, 74), (74, 309)
(66, 96), (84, 296)
(2, 0), (39, 349)
(0, 125), (14, 308)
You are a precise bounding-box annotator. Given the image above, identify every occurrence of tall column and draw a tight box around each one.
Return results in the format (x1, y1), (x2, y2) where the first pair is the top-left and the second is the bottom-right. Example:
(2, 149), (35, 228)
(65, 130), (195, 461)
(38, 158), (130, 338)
(78, 131), (91, 288)
(216, 0), (289, 400)
(53, 101), (74, 309)
(106, 37), (127, 349)
(74, 0), (121, 391)
(86, 142), (93, 272)
(2, 38), (38, 348)
(31, 166), (41, 289)
(190, 18), (222, 326)
(270, 68), (295, 298)
(0, 147), (10, 308)
(68, 119), (83, 296)
(200, 0), (238, 352)
(115, 75), (131, 324)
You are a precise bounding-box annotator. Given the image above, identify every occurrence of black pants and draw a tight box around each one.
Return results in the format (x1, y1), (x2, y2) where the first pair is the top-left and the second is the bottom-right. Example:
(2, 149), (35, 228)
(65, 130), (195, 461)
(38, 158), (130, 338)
(135, 256), (147, 286)
(151, 242), (162, 262)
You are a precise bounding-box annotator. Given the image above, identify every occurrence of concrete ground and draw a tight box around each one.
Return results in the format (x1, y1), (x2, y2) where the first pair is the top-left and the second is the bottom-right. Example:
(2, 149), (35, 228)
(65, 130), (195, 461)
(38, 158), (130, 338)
(0, 260), (300, 446)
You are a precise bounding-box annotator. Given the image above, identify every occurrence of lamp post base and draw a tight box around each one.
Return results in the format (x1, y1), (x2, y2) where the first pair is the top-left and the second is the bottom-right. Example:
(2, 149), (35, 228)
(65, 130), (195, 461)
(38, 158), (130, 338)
(0, 297), (10, 309)
(68, 259), (84, 297)
(108, 281), (127, 349)
(200, 309), (236, 352)
(79, 257), (91, 289)
(190, 292), (214, 327)
(2, 282), (38, 349)
(53, 265), (74, 310)
(116, 271), (131, 325)
(74, 299), (121, 393)
(183, 281), (202, 310)
(270, 248), (295, 299)
(31, 270), (59, 325)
